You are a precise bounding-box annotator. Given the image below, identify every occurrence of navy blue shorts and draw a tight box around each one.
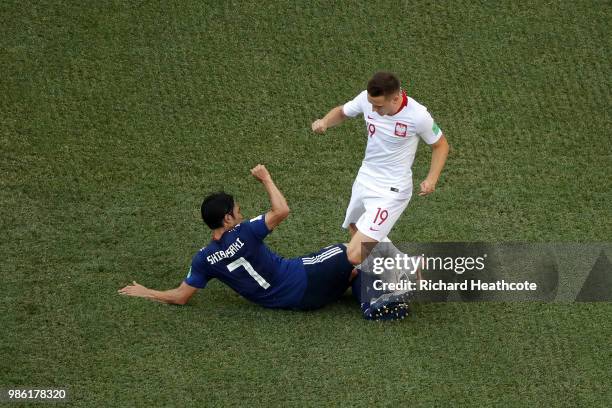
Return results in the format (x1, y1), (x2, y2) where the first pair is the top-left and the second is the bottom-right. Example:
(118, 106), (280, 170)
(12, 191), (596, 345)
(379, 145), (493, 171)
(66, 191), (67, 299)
(296, 244), (355, 310)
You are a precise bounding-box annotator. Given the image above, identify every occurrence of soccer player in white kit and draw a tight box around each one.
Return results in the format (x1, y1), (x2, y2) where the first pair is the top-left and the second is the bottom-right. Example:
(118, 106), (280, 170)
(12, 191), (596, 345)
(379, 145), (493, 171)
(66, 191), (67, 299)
(312, 72), (449, 266)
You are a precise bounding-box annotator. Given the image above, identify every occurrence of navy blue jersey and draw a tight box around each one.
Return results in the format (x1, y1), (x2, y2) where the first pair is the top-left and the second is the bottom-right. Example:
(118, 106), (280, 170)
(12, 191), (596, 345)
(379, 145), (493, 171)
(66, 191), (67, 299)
(185, 214), (307, 309)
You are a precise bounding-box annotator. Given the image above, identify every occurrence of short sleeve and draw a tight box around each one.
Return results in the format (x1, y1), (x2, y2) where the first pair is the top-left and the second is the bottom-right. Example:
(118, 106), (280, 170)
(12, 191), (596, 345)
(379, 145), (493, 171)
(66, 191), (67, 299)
(245, 214), (271, 241)
(342, 90), (367, 117)
(184, 256), (209, 289)
(416, 110), (443, 145)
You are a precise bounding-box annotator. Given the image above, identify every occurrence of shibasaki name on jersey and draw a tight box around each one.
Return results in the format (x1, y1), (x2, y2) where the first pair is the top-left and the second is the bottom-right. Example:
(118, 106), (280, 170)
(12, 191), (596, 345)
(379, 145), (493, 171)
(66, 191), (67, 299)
(206, 238), (245, 265)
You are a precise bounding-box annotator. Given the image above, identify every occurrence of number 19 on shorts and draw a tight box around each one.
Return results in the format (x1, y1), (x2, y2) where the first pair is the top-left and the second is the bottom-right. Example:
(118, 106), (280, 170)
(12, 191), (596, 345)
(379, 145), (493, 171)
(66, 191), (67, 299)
(373, 207), (388, 225)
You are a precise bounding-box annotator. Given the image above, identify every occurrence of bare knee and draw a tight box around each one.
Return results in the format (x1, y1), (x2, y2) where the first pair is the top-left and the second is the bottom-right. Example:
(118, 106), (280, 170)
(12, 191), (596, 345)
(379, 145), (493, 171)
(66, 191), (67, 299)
(346, 229), (378, 265)
(346, 244), (362, 266)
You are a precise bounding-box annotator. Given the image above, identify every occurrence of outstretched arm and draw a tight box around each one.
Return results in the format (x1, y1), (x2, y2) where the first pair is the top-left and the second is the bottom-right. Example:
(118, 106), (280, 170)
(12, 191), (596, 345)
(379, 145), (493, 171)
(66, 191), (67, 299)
(250, 164), (290, 231)
(118, 281), (198, 305)
(311, 105), (348, 134)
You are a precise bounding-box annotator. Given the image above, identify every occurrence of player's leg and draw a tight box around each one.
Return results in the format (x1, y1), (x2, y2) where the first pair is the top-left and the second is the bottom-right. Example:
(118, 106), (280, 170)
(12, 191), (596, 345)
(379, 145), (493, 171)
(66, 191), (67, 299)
(341, 184), (413, 319)
(346, 195), (409, 266)
(296, 244), (355, 311)
(346, 230), (378, 266)
(346, 195), (422, 315)
(296, 244), (409, 321)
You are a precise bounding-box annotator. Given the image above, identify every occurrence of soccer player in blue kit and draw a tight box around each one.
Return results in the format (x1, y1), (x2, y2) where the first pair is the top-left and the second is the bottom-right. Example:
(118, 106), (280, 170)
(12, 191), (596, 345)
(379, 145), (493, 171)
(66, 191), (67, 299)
(119, 165), (409, 320)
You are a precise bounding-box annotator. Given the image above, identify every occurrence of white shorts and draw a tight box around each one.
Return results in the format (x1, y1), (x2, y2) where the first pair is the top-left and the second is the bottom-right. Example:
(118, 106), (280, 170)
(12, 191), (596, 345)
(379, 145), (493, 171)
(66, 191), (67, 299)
(342, 180), (411, 241)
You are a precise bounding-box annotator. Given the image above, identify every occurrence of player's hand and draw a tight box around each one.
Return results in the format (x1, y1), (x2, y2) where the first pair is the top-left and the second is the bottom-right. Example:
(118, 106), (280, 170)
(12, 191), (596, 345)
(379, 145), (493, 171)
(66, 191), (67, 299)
(418, 179), (436, 196)
(250, 164), (272, 183)
(311, 119), (327, 134)
(118, 281), (150, 298)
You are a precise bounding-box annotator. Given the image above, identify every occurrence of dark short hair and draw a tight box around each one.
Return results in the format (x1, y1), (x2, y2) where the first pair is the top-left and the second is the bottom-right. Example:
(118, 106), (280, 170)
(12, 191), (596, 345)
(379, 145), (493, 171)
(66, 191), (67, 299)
(201, 192), (234, 229)
(367, 71), (400, 97)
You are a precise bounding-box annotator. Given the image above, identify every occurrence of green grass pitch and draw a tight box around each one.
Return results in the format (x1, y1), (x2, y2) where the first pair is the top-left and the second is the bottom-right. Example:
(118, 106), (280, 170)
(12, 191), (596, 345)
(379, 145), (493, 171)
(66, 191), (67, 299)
(1, 1), (610, 406)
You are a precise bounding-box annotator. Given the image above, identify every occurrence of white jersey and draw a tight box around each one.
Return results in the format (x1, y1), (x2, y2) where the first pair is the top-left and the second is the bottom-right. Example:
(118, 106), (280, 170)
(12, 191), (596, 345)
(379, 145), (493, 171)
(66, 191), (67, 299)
(342, 90), (442, 199)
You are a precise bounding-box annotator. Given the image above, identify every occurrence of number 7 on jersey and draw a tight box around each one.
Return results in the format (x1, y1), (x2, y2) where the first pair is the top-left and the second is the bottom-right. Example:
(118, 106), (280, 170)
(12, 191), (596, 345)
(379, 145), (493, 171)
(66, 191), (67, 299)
(227, 257), (271, 289)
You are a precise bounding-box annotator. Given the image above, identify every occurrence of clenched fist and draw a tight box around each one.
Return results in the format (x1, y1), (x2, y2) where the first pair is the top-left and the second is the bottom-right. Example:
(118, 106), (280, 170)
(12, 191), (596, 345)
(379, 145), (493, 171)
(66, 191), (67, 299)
(418, 179), (436, 196)
(250, 164), (272, 183)
(311, 119), (327, 134)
